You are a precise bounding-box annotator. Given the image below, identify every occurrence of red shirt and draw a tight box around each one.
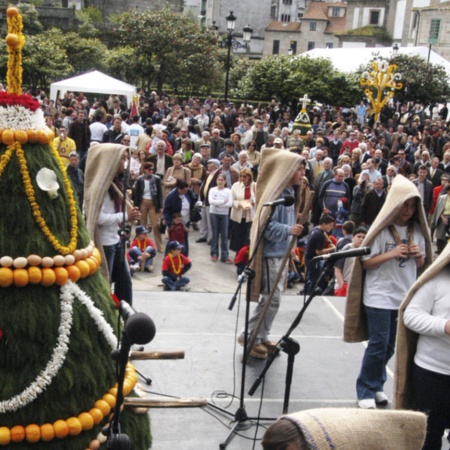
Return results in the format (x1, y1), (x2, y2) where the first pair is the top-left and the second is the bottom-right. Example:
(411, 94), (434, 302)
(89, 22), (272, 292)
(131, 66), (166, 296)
(130, 237), (156, 252)
(162, 253), (191, 276)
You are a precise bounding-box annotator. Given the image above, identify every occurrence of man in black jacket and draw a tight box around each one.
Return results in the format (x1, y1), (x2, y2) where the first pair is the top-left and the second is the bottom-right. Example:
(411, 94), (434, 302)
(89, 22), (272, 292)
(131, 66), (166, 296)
(133, 162), (164, 252)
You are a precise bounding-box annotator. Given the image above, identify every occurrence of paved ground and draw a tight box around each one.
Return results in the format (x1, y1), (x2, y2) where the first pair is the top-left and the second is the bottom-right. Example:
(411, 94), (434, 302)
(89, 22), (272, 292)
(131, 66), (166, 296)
(127, 228), (447, 450)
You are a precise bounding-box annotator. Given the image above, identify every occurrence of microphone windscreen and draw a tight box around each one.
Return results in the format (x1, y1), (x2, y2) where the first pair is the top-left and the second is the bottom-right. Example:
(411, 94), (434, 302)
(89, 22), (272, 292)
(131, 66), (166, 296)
(125, 313), (156, 345)
(284, 195), (295, 207)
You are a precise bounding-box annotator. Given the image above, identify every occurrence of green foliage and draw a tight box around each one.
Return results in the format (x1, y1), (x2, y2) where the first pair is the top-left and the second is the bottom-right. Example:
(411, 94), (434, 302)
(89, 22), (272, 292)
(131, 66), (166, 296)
(17, 2), (44, 35)
(358, 54), (450, 110)
(238, 55), (360, 106)
(40, 29), (107, 75)
(76, 6), (103, 24)
(117, 7), (221, 95)
(104, 46), (138, 85)
(21, 34), (73, 91)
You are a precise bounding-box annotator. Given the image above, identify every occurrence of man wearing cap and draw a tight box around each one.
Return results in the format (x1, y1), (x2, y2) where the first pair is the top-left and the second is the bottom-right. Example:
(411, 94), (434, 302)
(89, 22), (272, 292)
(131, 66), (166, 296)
(252, 120), (269, 151)
(273, 137), (284, 149)
(286, 129), (304, 150)
(340, 130), (360, 155)
(161, 241), (192, 291)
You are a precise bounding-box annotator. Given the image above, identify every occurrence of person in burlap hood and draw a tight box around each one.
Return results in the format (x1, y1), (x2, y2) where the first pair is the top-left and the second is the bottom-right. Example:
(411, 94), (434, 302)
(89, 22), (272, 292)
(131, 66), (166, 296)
(237, 148), (306, 359)
(343, 175), (432, 409)
(84, 143), (141, 304)
(395, 241), (450, 450)
(262, 407), (426, 450)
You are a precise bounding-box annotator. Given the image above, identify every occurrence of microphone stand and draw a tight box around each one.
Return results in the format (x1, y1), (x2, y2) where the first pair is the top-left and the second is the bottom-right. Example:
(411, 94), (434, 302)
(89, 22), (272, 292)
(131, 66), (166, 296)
(248, 258), (335, 414)
(209, 205), (279, 449)
(107, 331), (133, 450)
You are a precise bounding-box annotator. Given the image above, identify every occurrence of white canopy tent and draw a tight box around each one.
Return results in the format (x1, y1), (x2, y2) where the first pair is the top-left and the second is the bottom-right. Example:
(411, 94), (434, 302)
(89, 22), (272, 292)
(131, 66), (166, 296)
(301, 46), (450, 77)
(50, 70), (136, 106)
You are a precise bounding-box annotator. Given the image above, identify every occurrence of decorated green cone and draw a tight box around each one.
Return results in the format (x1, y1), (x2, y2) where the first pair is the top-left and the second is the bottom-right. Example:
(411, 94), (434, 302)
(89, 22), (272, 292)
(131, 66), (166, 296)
(0, 6), (151, 449)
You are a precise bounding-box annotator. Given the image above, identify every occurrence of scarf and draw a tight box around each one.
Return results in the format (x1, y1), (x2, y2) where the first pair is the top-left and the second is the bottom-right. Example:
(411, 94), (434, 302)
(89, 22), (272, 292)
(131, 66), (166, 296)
(343, 175), (432, 343)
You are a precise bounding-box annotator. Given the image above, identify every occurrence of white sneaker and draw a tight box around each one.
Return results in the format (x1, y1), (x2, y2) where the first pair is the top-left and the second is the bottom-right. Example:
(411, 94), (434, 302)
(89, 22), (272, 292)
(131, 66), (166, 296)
(357, 398), (376, 409)
(375, 391), (389, 405)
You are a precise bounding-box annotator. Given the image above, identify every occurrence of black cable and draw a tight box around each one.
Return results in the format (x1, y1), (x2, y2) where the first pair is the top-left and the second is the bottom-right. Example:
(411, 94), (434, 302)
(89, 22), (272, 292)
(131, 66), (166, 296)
(252, 376), (266, 450)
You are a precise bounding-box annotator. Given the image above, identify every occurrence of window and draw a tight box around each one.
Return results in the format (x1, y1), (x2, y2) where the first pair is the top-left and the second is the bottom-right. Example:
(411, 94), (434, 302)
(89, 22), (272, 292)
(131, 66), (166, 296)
(332, 7), (341, 17)
(283, 0), (292, 4)
(326, 42), (334, 49)
(310, 21), (317, 31)
(429, 18), (441, 43)
(308, 41), (315, 51)
(369, 10), (380, 25)
(290, 40), (297, 55)
(273, 40), (280, 55)
(270, 6), (276, 19)
(281, 14), (291, 22)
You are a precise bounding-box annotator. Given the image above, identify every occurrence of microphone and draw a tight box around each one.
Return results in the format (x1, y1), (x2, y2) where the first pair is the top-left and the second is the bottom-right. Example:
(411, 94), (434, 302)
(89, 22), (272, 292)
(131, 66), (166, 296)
(313, 246), (371, 262)
(263, 195), (295, 207)
(120, 301), (156, 345)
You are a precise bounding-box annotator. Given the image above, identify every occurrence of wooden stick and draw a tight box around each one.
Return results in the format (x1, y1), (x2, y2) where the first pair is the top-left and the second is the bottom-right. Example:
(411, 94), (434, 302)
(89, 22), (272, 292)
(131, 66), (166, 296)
(129, 351), (185, 360)
(124, 397), (207, 408)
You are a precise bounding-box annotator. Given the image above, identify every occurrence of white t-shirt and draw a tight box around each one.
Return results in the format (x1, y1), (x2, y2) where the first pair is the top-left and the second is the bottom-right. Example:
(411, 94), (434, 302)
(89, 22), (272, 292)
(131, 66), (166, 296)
(362, 223), (426, 309)
(128, 123), (144, 149)
(404, 267), (450, 375)
(209, 187), (233, 215)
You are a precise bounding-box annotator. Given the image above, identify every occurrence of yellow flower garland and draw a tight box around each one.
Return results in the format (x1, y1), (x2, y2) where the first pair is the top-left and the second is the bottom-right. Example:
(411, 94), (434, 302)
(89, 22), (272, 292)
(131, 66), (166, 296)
(6, 9), (24, 95)
(0, 364), (138, 445)
(3, 141), (79, 255)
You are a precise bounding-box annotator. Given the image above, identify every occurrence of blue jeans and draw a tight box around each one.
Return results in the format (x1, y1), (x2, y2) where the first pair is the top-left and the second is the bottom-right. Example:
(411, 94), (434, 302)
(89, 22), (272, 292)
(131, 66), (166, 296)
(162, 275), (190, 291)
(103, 242), (133, 305)
(129, 246), (155, 270)
(356, 306), (398, 400)
(210, 213), (229, 261)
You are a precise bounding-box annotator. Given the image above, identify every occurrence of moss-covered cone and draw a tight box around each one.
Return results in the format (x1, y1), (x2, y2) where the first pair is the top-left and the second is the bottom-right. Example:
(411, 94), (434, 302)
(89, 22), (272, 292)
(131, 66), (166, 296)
(0, 142), (151, 449)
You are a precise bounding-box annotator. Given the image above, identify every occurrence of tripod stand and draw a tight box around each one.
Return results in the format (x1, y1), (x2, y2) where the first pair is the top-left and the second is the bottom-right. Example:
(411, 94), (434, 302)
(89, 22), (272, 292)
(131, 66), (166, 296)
(208, 205), (280, 449)
(248, 258), (335, 414)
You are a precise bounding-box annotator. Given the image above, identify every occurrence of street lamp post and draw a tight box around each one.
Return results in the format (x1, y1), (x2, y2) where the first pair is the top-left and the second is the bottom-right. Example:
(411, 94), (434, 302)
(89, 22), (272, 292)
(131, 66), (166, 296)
(223, 11), (252, 102)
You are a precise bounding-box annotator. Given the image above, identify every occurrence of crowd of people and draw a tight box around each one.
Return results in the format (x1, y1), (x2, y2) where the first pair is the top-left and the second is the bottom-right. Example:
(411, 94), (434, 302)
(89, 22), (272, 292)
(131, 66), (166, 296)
(44, 90), (449, 447)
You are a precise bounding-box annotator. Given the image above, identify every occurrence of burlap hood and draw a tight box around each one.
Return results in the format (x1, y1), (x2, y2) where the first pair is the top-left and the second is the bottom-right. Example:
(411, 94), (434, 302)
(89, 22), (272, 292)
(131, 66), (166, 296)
(84, 143), (129, 279)
(394, 241), (450, 409)
(343, 175), (432, 342)
(249, 149), (304, 300)
(283, 408), (426, 450)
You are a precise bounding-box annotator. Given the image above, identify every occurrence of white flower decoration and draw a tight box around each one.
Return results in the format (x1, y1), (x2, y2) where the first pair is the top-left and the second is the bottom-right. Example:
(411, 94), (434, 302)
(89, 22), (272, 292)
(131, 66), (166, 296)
(36, 168), (60, 199)
(379, 60), (389, 72)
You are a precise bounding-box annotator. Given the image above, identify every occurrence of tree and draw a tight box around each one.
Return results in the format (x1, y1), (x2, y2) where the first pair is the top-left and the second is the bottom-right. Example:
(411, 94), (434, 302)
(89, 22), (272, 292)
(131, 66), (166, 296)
(17, 2), (43, 35)
(104, 46), (139, 85)
(117, 7), (222, 95)
(41, 29), (107, 75)
(238, 55), (360, 106)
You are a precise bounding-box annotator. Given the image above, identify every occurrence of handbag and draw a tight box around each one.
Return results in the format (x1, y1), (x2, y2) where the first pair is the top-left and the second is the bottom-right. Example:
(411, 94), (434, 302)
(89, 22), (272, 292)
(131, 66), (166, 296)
(159, 217), (166, 234)
(190, 205), (202, 222)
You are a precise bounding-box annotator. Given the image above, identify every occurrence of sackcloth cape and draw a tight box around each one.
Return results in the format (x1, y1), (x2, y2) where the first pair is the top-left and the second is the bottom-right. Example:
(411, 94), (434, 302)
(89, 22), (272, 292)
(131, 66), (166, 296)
(249, 148), (304, 301)
(343, 175), (432, 343)
(84, 143), (130, 280)
(282, 408), (426, 450)
(394, 241), (450, 409)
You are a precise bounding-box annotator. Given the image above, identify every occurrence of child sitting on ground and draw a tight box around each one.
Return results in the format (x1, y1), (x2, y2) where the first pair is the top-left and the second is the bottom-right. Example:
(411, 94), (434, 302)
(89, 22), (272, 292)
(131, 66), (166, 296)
(234, 244), (249, 277)
(161, 241), (192, 291)
(129, 225), (156, 273)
